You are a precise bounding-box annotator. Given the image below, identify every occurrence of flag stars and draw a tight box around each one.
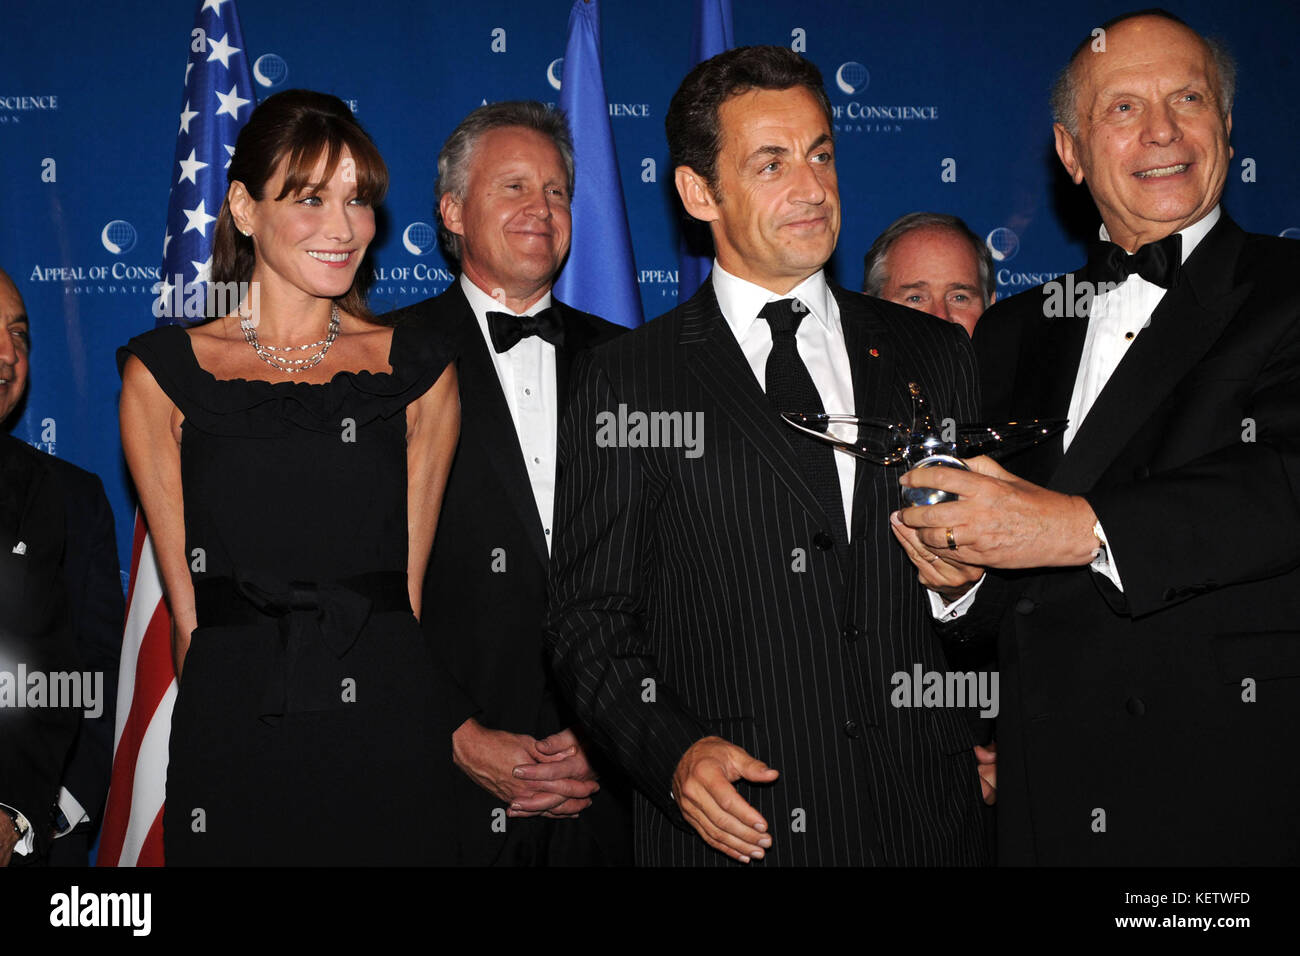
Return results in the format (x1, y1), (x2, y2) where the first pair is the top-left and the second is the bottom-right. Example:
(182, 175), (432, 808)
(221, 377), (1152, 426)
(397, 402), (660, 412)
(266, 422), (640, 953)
(214, 84), (250, 119)
(182, 199), (218, 237)
(201, 0), (229, 13)
(224, 144), (236, 170)
(192, 256), (213, 284)
(156, 275), (175, 308)
(177, 148), (209, 185)
(162, 231), (172, 257)
(178, 100), (199, 135)
(207, 33), (241, 69)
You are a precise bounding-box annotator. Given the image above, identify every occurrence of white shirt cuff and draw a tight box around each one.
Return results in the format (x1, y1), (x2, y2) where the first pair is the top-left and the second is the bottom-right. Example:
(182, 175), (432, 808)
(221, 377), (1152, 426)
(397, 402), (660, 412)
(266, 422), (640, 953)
(927, 573), (987, 621)
(54, 787), (90, 838)
(1089, 519), (1125, 592)
(1, 803), (35, 857)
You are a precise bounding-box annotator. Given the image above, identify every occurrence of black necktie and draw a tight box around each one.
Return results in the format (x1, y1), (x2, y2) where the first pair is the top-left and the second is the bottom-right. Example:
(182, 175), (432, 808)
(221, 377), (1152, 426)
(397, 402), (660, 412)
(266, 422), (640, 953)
(1086, 233), (1181, 289)
(759, 298), (848, 547)
(486, 307), (564, 353)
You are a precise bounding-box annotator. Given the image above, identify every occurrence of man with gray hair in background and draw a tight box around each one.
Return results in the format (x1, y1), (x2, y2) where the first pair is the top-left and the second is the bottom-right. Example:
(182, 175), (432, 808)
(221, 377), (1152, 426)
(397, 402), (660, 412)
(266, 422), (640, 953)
(864, 212), (995, 336)
(387, 101), (628, 866)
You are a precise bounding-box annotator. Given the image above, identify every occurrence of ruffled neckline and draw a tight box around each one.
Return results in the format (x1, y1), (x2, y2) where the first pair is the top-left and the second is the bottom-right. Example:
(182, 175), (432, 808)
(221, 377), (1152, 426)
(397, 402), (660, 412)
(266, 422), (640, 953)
(119, 319), (451, 435)
(169, 322), (401, 392)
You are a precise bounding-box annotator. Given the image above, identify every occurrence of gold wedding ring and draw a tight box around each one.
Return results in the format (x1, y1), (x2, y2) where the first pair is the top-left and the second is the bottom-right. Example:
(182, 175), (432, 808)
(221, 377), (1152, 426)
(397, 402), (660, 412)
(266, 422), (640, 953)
(946, 527), (958, 550)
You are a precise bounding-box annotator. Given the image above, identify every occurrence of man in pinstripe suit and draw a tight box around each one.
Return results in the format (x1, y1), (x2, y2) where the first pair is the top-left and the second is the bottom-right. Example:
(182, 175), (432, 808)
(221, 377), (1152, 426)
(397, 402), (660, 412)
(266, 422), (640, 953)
(546, 46), (991, 866)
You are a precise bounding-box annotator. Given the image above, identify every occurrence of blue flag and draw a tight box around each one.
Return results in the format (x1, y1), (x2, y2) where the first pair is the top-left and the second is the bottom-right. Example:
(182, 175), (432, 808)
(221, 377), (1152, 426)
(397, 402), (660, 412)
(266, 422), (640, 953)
(153, 0), (256, 327)
(677, 0), (734, 303)
(553, 0), (644, 329)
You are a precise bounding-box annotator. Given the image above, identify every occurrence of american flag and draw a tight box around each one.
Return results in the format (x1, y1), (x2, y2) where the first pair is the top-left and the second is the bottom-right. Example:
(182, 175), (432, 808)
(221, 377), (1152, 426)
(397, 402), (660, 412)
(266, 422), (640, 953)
(97, 0), (254, 867)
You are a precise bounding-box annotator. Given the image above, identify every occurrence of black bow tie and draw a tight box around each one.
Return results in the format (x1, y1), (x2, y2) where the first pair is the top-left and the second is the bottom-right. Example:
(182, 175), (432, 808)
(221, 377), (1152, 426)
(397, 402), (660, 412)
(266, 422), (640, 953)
(1086, 233), (1182, 289)
(486, 307), (564, 353)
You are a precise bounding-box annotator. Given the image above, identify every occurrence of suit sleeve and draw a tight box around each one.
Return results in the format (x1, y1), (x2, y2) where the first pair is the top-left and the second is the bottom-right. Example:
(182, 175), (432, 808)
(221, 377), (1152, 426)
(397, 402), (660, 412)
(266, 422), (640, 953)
(1084, 309), (1300, 618)
(545, 352), (709, 823)
(56, 470), (123, 830)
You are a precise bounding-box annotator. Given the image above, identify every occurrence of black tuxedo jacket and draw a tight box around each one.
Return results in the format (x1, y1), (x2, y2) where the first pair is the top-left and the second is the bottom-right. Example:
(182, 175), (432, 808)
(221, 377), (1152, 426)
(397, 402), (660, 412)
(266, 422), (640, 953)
(958, 213), (1300, 864)
(546, 279), (990, 866)
(388, 282), (627, 865)
(0, 435), (84, 861)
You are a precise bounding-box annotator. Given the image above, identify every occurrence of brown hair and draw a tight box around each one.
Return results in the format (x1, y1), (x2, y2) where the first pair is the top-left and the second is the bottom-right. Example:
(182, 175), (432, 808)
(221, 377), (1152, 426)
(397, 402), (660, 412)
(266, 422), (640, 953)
(212, 89), (388, 318)
(666, 45), (832, 199)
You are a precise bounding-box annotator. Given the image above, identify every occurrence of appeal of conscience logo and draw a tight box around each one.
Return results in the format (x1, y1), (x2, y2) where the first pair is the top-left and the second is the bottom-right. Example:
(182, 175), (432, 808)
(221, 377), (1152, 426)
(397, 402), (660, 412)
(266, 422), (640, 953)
(101, 220), (137, 255)
(986, 227), (1020, 263)
(835, 62), (870, 95)
(252, 53), (288, 89)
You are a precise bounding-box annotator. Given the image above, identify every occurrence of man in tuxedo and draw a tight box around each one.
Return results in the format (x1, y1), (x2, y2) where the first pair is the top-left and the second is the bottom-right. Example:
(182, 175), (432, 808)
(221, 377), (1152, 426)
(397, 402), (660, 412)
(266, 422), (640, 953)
(864, 212), (994, 336)
(898, 11), (1300, 864)
(546, 46), (991, 866)
(388, 102), (628, 865)
(0, 267), (121, 865)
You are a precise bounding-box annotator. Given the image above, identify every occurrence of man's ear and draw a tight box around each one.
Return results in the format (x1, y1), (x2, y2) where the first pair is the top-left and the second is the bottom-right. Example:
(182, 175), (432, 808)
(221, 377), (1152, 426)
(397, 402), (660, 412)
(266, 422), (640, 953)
(674, 166), (720, 224)
(439, 191), (465, 238)
(227, 181), (255, 234)
(1053, 123), (1086, 185)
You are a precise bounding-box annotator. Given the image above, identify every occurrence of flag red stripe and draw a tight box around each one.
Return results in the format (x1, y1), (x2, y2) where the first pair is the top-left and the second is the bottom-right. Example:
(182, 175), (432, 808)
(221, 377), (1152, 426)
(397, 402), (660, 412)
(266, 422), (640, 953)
(97, 574), (174, 867)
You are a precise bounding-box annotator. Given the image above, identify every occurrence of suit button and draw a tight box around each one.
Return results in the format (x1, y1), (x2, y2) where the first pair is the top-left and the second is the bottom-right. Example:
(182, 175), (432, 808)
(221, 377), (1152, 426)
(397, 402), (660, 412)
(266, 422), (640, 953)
(843, 720), (860, 739)
(842, 625), (862, 643)
(1126, 697), (1146, 717)
(1014, 597), (1037, 615)
(814, 532), (834, 551)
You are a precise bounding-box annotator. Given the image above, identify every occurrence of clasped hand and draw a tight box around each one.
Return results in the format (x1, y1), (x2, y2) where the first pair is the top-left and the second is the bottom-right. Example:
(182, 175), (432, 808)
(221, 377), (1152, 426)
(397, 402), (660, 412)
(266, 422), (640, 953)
(452, 720), (599, 819)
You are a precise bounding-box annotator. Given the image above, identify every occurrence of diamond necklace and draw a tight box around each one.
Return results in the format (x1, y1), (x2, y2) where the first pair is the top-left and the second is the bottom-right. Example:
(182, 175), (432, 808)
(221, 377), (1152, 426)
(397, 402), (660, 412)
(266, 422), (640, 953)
(240, 303), (341, 373)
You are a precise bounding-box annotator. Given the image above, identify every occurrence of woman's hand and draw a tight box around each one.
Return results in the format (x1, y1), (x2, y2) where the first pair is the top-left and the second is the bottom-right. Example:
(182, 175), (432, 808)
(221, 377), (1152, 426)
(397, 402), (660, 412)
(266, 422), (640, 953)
(171, 615), (197, 680)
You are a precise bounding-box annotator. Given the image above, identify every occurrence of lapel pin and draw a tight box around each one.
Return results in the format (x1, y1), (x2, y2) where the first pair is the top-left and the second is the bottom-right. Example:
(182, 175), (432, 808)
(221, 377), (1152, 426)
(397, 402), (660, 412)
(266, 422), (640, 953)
(12, 541), (27, 555)
(869, 348), (880, 358)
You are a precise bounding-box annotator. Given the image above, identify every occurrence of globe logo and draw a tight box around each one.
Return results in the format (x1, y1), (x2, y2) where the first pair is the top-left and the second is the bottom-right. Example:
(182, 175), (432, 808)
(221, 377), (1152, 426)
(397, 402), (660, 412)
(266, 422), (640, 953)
(835, 62), (870, 96)
(1280, 227), (1300, 241)
(986, 227), (1020, 263)
(546, 57), (564, 91)
(402, 221), (437, 256)
(101, 220), (137, 255)
(252, 53), (289, 89)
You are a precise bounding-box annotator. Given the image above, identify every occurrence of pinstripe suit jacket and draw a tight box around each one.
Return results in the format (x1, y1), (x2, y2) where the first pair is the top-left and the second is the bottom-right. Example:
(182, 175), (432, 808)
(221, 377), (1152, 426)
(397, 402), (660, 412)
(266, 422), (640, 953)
(546, 279), (990, 866)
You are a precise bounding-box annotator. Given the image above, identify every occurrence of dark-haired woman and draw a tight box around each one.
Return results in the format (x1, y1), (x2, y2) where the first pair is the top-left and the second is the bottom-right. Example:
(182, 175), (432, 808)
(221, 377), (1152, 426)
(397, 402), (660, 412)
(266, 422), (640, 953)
(119, 90), (470, 865)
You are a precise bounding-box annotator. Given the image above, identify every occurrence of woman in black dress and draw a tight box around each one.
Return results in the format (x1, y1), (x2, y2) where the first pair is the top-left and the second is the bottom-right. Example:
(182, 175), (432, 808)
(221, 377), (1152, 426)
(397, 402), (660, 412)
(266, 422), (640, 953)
(118, 90), (470, 865)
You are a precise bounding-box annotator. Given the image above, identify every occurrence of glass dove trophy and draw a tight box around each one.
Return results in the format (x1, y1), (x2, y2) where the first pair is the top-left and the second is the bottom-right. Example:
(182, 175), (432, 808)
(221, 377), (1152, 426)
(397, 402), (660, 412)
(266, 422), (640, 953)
(781, 382), (1067, 507)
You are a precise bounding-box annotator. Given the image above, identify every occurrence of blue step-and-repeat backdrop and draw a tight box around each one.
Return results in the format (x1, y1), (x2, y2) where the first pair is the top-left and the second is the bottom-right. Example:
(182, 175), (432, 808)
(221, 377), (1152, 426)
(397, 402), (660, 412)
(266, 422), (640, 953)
(2, 0), (1298, 583)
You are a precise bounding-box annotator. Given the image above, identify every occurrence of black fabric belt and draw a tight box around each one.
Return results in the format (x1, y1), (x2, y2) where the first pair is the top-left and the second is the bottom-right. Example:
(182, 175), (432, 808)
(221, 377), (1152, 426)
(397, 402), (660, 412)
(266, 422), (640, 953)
(191, 570), (411, 722)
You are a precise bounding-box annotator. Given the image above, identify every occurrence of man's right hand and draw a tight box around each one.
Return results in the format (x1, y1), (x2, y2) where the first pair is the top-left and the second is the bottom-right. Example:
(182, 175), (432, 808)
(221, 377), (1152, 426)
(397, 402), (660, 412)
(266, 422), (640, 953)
(672, 736), (778, 863)
(452, 718), (543, 806)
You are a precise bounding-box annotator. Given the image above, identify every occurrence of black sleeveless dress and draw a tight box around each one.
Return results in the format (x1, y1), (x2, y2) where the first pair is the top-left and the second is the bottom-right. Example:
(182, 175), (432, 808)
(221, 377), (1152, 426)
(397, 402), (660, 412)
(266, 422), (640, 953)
(117, 320), (472, 866)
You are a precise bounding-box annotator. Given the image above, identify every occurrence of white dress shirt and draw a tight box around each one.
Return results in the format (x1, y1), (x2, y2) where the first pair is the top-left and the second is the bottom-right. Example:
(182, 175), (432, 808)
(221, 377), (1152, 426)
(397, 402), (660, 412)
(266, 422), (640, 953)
(461, 274), (559, 552)
(1064, 205), (1222, 591)
(711, 262), (857, 537)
